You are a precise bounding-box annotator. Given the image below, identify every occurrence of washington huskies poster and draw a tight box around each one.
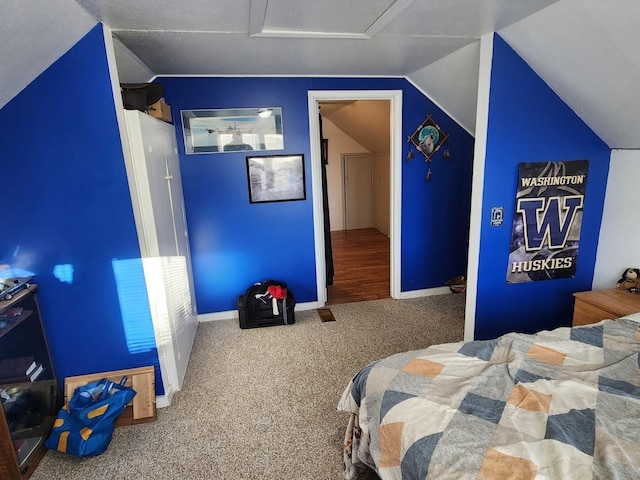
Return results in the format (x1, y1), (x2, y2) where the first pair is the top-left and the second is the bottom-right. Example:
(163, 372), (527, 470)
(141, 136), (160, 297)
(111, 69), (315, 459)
(507, 160), (589, 284)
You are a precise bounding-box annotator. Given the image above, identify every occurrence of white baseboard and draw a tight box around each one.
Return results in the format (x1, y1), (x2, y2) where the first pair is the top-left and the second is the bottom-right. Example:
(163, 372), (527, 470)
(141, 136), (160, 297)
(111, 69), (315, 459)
(292, 301), (323, 311)
(197, 301), (322, 323)
(197, 293), (455, 322)
(397, 286), (452, 299)
(155, 388), (174, 409)
(197, 310), (238, 322)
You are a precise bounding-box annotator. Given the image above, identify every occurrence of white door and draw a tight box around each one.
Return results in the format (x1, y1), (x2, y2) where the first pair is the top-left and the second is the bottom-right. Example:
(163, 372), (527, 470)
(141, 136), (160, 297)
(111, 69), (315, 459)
(124, 110), (198, 402)
(344, 154), (373, 230)
(147, 130), (198, 390)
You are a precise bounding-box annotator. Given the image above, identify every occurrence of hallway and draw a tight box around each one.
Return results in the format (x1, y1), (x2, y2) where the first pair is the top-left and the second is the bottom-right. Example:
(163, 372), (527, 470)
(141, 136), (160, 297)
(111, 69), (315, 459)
(326, 228), (390, 304)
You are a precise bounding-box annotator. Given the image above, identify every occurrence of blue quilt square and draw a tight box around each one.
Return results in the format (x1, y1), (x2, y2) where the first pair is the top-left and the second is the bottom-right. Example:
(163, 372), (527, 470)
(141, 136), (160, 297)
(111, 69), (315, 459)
(458, 392), (505, 424)
(380, 390), (417, 422)
(514, 368), (548, 384)
(545, 408), (595, 455)
(458, 339), (498, 361)
(401, 433), (442, 479)
(599, 377), (640, 400)
(570, 325), (603, 347)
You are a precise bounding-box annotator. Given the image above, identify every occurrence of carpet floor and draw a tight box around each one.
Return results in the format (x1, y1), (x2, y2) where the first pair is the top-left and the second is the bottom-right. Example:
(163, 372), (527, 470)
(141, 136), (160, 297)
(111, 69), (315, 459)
(31, 293), (465, 480)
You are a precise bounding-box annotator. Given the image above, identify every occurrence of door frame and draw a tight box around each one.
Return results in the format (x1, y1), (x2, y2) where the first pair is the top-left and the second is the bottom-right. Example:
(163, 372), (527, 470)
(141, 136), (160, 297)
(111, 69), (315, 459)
(307, 90), (403, 305)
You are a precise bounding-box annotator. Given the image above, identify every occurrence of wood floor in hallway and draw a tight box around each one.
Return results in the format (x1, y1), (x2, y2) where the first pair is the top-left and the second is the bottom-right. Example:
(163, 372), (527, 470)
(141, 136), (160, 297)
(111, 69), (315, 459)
(326, 227), (390, 305)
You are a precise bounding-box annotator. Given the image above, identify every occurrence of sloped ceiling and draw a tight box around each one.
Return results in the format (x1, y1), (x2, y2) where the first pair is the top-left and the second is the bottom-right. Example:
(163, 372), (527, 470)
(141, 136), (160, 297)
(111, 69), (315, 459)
(1, 0), (639, 150)
(80, 0), (556, 78)
(0, 0), (95, 109)
(321, 101), (391, 155)
(500, 0), (640, 149)
(407, 42), (480, 134)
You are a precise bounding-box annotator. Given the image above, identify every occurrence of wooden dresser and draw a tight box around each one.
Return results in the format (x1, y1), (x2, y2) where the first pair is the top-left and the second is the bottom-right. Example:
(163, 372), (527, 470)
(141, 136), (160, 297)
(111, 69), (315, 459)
(572, 288), (640, 327)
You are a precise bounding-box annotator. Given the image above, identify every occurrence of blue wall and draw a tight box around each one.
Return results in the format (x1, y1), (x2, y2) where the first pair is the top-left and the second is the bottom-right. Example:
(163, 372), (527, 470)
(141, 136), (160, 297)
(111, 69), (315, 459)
(158, 77), (475, 313)
(0, 24), (614, 394)
(0, 25), (163, 394)
(473, 35), (611, 340)
(0, 25), (474, 397)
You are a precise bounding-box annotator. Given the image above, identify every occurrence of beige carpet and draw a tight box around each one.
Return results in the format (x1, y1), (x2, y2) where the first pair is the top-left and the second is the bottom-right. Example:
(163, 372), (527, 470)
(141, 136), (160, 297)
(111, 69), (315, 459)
(31, 294), (465, 480)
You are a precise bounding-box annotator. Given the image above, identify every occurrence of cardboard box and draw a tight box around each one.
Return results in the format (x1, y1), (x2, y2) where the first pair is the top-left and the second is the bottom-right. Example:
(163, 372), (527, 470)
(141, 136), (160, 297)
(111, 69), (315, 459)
(147, 99), (172, 123)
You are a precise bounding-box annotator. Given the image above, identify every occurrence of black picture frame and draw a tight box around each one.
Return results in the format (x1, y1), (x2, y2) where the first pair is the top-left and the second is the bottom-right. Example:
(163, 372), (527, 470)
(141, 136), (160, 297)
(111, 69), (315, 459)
(246, 154), (306, 204)
(408, 114), (448, 160)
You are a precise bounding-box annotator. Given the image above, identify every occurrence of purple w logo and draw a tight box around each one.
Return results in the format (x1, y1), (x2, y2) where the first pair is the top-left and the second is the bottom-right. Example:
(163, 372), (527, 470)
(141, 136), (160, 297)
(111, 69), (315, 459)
(516, 195), (583, 251)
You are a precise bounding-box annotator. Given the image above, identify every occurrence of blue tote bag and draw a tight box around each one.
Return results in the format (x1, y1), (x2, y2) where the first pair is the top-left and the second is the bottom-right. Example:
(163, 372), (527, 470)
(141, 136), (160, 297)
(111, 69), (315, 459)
(45, 377), (136, 457)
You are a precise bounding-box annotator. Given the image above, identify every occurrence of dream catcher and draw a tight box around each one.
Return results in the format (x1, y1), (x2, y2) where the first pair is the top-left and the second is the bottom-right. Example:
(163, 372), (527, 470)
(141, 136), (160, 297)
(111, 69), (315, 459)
(406, 114), (450, 181)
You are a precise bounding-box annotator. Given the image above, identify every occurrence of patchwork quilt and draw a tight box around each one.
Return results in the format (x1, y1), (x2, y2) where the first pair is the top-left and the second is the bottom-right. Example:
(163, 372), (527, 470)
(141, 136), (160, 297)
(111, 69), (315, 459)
(337, 319), (640, 479)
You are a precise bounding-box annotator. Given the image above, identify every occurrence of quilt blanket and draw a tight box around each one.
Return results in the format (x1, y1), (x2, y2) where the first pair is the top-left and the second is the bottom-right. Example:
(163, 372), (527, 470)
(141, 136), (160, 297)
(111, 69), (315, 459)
(337, 319), (640, 480)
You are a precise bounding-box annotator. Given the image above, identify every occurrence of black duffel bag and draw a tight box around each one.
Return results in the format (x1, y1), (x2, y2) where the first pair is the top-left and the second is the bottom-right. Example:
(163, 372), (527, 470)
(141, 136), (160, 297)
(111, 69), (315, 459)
(238, 279), (295, 329)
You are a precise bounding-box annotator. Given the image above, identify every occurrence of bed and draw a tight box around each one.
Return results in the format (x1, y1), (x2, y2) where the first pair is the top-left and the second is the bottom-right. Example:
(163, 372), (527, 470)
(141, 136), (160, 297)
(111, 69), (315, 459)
(337, 316), (640, 479)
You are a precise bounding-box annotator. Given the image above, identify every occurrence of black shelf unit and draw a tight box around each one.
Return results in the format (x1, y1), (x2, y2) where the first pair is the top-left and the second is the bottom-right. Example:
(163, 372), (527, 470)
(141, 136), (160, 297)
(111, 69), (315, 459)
(0, 285), (61, 479)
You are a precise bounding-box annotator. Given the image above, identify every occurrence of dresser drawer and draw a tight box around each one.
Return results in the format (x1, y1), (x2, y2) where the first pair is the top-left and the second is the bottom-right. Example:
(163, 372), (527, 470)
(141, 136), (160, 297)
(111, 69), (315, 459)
(572, 301), (616, 326)
(573, 289), (640, 327)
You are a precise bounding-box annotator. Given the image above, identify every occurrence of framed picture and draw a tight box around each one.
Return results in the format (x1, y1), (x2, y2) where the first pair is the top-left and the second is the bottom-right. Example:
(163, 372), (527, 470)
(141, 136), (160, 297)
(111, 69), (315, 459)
(408, 114), (448, 160)
(181, 107), (283, 154)
(246, 154), (306, 204)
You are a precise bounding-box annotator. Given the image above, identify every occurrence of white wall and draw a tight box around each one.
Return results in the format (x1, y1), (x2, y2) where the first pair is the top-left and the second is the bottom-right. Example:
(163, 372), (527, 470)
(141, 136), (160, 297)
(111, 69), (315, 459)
(593, 150), (640, 289)
(372, 153), (390, 236)
(322, 118), (370, 231)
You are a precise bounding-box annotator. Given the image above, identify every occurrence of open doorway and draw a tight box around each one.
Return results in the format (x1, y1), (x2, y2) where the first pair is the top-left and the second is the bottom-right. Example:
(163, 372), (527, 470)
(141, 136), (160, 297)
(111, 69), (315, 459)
(307, 90), (403, 307)
(323, 108), (390, 304)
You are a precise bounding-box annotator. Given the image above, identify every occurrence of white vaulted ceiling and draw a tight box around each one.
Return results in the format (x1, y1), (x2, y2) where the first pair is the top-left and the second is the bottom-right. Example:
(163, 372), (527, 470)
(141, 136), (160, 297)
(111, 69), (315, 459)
(1, 0), (639, 148)
(89, 0), (553, 81)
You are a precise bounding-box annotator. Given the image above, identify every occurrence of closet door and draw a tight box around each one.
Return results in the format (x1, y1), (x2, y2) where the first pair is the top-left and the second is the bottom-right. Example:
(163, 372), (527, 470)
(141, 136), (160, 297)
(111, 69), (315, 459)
(124, 110), (197, 401)
(160, 132), (198, 388)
